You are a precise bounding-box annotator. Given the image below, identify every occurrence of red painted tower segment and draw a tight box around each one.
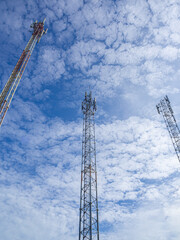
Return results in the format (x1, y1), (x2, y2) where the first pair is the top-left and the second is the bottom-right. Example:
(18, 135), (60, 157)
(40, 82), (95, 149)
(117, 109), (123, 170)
(0, 19), (47, 127)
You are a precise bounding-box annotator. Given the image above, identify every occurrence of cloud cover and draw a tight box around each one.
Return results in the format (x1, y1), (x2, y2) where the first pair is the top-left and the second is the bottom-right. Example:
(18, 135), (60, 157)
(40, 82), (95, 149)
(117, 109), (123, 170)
(1, 0), (180, 239)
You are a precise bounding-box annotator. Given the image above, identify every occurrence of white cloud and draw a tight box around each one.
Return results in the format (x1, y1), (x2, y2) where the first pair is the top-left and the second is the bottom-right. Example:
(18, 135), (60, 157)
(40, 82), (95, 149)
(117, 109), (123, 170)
(125, 0), (152, 27)
(170, 33), (180, 44)
(64, 0), (83, 15)
(53, 19), (67, 32)
(160, 46), (179, 61)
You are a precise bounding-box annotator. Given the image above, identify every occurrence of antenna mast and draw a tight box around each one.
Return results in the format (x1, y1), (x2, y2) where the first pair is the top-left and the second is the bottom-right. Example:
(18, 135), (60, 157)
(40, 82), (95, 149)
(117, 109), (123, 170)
(0, 19), (47, 127)
(156, 95), (180, 162)
(79, 91), (99, 240)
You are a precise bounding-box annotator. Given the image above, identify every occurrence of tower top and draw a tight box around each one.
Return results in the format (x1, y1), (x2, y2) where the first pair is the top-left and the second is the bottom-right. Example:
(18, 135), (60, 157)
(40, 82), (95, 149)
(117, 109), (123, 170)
(30, 19), (48, 43)
(82, 91), (96, 114)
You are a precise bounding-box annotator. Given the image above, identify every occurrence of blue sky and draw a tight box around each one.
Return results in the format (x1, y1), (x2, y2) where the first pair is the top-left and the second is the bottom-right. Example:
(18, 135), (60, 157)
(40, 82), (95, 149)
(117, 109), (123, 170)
(1, 0), (180, 239)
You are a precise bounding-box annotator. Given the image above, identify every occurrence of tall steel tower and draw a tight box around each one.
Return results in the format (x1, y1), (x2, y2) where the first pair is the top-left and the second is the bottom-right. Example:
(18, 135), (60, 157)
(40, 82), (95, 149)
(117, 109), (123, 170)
(0, 19), (47, 127)
(156, 95), (180, 162)
(79, 91), (99, 240)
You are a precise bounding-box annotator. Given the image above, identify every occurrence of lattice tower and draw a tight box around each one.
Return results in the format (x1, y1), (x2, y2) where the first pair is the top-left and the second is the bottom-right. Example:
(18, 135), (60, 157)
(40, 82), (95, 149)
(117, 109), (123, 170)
(79, 91), (99, 240)
(156, 95), (180, 162)
(0, 18), (47, 127)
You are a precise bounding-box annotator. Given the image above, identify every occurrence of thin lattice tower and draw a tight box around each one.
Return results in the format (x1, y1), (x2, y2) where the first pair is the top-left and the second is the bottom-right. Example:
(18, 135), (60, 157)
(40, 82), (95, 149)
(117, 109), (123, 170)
(156, 95), (180, 162)
(0, 19), (47, 127)
(79, 91), (99, 240)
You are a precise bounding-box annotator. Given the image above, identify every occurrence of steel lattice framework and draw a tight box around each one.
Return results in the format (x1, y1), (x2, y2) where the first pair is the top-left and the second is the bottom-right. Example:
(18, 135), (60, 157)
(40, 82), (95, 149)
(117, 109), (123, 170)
(0, 19), (47, 127)
(79, 92), (99, 240)
(156, 95), (180, 162)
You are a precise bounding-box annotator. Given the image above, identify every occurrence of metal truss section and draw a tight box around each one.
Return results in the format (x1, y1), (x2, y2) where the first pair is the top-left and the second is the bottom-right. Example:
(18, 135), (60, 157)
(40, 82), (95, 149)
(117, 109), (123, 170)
(156, 95), (180, 162)
(79, 92), (99, 240)
(0, 19), (47, 127)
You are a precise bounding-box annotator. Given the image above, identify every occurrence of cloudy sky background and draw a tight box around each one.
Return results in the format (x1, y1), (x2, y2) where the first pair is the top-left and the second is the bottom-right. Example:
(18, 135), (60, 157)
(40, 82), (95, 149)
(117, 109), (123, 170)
(1, 0), (180, 239)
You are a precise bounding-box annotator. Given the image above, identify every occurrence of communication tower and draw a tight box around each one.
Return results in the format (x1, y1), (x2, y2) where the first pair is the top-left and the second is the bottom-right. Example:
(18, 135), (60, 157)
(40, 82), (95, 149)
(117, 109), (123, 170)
(0, 19), (47, 127)
(79, 91), (99, 240)
(156, 95), (180, 162)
